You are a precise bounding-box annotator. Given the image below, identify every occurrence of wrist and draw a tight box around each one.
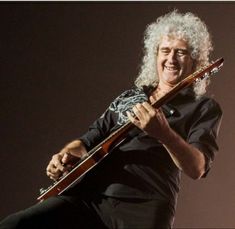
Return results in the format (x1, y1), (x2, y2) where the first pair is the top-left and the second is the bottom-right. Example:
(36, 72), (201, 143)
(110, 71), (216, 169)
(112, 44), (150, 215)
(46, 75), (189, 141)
(159, 126), (178, 146)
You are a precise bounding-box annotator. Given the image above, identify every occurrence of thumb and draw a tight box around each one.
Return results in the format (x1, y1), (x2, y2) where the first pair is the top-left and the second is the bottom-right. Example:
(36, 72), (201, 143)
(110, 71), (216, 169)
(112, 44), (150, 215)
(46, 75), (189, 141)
(61, 152), (72, 164)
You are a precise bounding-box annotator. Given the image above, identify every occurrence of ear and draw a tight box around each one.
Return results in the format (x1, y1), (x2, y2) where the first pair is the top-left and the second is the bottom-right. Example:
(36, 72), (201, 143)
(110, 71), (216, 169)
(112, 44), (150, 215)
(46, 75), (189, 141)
(155, 45), (159, 56)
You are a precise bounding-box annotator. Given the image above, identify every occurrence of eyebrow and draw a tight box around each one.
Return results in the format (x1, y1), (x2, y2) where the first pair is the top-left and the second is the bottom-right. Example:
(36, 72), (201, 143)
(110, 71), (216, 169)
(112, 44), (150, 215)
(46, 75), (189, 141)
(159, 47), (189, 54)
(159, 47), (188, 51)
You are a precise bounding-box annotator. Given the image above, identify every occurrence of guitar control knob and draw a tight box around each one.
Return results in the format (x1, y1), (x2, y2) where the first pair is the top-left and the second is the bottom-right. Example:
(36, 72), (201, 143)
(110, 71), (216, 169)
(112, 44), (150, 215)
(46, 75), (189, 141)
(39, 188), (46, 195)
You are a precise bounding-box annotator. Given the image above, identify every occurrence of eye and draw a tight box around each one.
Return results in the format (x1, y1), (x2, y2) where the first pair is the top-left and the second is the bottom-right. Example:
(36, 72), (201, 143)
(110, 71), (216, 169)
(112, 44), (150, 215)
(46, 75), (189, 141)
(160, 48), (170, 55)
(177, 49), (188, 56)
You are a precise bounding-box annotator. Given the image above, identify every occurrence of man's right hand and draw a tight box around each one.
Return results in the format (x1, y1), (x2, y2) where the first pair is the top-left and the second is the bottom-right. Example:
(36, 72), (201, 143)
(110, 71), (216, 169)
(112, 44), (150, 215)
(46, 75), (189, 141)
(46, 140), (88, 181)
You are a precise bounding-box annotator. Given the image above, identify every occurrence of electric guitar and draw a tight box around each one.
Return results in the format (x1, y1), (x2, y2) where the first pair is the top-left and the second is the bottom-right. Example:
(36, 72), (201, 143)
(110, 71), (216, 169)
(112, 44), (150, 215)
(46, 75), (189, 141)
(37, 57), (224, 202)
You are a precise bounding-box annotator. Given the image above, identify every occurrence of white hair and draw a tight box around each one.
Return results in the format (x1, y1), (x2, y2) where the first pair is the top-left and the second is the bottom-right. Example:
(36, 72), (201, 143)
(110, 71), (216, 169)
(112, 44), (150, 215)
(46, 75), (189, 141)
(135, 10), (213, 97)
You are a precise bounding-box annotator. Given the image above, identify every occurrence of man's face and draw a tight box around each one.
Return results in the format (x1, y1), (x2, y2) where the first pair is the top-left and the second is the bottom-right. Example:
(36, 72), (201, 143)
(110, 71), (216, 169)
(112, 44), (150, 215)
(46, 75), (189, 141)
(156, 36), (194, 87)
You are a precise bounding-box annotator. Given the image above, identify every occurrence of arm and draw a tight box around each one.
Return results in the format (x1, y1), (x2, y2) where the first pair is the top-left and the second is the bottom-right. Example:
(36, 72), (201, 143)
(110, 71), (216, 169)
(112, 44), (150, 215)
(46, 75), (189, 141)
(127, 102), (206, 179)
(161, 128), (206, 179)
(46, 102), (118, 181)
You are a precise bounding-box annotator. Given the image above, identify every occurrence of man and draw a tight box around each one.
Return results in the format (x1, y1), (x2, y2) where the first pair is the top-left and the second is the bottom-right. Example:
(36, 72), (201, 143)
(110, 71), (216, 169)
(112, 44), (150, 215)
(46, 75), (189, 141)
(0, 10), (222, 229)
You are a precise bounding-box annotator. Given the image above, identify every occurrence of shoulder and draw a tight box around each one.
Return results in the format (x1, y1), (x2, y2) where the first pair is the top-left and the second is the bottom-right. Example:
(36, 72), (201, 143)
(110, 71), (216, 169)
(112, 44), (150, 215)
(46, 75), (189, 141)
(196, 95), (223, 117)
(182, 87), (222, 116)
(116, 87), (146, 98)
(110, 87), (148, 108)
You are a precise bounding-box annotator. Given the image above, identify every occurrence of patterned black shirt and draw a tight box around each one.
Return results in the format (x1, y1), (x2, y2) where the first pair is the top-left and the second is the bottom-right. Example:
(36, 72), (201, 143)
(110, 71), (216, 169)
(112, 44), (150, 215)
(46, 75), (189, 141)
(79, 87), (222, 206)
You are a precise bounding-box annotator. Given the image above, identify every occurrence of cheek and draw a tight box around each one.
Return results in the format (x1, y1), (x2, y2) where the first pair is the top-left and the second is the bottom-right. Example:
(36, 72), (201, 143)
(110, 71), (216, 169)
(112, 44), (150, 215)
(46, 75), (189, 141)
(181, 58), (193, 73)
(186, 60), (194, 73)
(156, 61), (162, 75)
(156, 56), (164, 72)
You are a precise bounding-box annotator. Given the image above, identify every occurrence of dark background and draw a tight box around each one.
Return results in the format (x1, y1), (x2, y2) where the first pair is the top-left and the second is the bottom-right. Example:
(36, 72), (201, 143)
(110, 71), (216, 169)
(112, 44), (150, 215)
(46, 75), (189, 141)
(0, 2), (234, 228)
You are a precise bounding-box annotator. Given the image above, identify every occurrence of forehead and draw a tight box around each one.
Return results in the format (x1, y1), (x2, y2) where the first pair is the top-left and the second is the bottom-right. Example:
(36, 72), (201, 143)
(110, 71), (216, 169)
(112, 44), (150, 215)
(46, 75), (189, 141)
(158, 36), (189, 49)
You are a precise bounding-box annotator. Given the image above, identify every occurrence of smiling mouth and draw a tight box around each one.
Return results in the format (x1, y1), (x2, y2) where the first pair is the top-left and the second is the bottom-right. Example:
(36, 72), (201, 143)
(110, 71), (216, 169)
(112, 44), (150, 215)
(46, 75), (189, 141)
(164, 65), (179, 72)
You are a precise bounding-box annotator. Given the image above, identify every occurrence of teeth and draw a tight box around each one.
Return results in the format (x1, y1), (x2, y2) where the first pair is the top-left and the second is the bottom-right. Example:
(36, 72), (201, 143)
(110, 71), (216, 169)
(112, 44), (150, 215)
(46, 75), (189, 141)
(165, 66), (178, 71)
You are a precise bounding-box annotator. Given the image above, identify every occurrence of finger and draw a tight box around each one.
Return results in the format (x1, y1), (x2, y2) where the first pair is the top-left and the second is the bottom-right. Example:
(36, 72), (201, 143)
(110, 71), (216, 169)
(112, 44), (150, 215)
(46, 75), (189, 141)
(54, 162), (66, 172)
(46, 161), (64, 179)
(63, 163), (74, 172)
(63, 152), (81, 165)
(46, 162), (56, 174)
(46, 171), (59, 181)
(132, 106), (141, 119)
(51, 155), (66, 172)
(155, 108), (166, 120)
(46, 163), (60, 175)
(141, 102), (156, 116)
(61, 152), (71, 164)
(156, 108), (164, 116)
(46, 167), (61, 180)
(47, 162), (69, 178)
(127, 111), (140, 126)
(133, 103), (149, 120)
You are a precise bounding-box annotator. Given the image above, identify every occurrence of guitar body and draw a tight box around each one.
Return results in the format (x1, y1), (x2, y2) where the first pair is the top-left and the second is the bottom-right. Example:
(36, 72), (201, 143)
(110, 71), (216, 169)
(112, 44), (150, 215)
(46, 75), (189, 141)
(38, 146), (108, 201)
(37, 125), (130, 201)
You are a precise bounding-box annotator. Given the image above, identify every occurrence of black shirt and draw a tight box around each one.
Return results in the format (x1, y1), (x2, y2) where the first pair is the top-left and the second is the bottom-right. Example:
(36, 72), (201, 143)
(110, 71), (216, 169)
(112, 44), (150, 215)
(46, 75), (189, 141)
(79, 87), (222, 206)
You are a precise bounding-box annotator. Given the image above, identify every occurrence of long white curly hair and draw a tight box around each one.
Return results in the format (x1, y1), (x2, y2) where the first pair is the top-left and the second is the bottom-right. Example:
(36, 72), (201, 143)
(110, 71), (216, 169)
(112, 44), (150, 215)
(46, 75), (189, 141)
(135, 10), (213, 97)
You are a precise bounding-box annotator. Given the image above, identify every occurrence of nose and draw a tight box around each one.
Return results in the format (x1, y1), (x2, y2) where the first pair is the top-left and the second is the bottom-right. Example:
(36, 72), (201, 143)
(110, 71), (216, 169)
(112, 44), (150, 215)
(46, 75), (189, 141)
(168, 50), (177, 63)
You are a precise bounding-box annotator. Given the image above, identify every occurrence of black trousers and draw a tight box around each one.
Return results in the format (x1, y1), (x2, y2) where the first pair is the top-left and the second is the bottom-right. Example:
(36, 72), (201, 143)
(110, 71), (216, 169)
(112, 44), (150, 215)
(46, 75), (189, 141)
(0, 194), (174, 229)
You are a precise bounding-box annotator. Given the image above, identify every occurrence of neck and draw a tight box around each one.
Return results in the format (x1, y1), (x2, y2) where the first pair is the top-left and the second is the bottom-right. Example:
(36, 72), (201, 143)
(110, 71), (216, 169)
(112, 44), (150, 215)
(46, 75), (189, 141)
(157, 81), (175, 93)
(150, 83), (173, 103)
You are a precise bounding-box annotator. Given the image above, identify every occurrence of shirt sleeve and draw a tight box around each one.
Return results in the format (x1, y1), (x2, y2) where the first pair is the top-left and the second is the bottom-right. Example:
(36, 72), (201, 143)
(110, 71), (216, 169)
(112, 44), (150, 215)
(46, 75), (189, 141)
(79, 108), (118, 152)
(187, 98), (223, 177)
(78, 88), (148, 152)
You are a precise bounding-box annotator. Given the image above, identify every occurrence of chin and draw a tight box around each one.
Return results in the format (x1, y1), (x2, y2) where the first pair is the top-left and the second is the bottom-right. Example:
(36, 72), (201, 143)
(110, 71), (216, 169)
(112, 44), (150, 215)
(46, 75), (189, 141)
(164, 76), (181, 85)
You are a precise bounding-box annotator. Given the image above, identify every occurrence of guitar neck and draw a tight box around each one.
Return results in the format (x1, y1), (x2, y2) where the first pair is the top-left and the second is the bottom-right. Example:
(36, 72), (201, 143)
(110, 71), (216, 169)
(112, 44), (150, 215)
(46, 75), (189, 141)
(101, 58), (224, 150)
